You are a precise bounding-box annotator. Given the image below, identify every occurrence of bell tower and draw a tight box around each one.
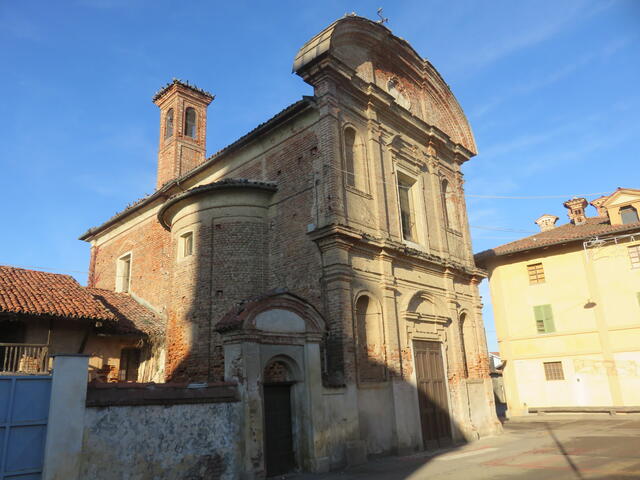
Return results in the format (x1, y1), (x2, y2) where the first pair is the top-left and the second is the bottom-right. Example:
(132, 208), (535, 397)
(153, 79), (214, 189)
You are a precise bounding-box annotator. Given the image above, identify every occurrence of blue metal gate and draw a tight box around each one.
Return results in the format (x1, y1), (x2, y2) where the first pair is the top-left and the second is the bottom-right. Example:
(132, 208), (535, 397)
(0, 376), (52, 480)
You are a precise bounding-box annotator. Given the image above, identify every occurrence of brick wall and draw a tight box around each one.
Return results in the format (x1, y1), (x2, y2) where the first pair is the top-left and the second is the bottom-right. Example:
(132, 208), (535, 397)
(89, 218), (172, 313)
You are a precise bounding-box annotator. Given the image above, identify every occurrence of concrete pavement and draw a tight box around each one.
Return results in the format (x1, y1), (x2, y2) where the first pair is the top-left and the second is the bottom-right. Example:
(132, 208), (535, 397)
(289, 415), (640, 479)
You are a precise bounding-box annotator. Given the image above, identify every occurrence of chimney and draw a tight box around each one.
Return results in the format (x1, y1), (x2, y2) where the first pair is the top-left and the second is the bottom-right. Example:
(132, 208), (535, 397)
(563, 197), (588, 225)
(535, 214), (559, 232)
(590, 196), (609, 217)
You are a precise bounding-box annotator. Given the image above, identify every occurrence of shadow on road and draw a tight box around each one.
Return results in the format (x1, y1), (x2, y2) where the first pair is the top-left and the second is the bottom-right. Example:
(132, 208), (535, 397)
(544, 422), (584, 479)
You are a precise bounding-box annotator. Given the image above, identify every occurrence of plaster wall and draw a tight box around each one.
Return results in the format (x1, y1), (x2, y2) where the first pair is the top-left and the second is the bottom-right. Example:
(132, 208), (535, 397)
(79, 402), (241, 480)
(356, 384), (394, 455)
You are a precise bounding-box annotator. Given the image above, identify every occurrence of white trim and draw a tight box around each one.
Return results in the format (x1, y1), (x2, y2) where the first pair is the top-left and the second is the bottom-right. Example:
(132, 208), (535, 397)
(177, 230), (195, 261)
(394, 164), (426, 246)
(115, 251), (132, 293)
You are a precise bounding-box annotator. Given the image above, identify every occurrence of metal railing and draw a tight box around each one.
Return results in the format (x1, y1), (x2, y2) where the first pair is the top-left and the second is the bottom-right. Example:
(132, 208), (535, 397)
(0, 343), (50, 374)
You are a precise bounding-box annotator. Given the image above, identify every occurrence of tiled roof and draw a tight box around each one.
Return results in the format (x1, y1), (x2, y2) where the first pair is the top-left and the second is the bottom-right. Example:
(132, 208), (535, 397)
(152, 78), (214, 103)
(0, 266), (163, 337)
(0, 266), (112, 320)
(87, 288), (164, 337)
(475, 217), (640, 264)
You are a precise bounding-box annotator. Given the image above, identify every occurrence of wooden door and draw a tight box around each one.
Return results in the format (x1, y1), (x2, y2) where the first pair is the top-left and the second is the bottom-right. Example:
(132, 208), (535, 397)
(264, 384), (295, 477)
(413, 340), (452, 449)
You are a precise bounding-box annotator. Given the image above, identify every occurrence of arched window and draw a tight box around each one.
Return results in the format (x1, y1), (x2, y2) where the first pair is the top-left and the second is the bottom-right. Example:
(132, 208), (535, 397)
(164, 108), (174, 139)
(355, 295), (385, 382)
(344, 127), (367, 191)
(459, 313), (469, 378)
(441, 179), (458, 230)
(620, 206), (639, 225)
(184, 107), (197, 138)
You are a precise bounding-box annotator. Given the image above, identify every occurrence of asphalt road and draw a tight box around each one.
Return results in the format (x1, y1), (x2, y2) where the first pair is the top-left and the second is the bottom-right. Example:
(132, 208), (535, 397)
(289, 415), (640, 480)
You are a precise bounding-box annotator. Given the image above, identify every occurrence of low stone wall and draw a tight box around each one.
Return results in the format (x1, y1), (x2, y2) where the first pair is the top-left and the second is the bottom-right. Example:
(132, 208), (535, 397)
(79, 383), (241, 480)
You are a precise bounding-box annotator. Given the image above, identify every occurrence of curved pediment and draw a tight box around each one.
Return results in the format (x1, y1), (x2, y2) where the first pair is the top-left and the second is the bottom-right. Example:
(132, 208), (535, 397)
(216, 290), (325, 337)
(293, 15), (477, 154)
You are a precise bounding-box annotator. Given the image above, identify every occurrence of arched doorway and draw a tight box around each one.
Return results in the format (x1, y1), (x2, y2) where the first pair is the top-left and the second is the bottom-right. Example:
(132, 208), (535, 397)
(263, 359), (296, 477)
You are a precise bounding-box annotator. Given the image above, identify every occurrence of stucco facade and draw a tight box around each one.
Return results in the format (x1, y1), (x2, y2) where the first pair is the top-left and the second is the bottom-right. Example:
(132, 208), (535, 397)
(81, 16), (500, 477)
(476, 189), (640, 417)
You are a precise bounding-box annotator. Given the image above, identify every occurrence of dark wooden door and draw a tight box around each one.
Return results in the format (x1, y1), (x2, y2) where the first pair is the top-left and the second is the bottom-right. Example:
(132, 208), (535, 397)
(413, 340), (452, 449)
(264, 384), (295, 477)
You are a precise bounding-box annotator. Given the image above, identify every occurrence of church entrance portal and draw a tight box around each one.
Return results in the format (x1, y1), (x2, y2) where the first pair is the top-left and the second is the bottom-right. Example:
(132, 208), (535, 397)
(414, 340), (452, 449)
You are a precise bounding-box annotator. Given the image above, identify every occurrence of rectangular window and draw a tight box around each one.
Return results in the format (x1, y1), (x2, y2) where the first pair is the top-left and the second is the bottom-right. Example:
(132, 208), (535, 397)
(181, 231), (194, 257)
(534, 304), (555, 333)
(119, 347), (141, 382)
(543, 361), (564, 381)
(397, 173), (416, 242)
(629, 245), (640, 269)
(527, 263), (545, 284)
(117, 253), (132, 293)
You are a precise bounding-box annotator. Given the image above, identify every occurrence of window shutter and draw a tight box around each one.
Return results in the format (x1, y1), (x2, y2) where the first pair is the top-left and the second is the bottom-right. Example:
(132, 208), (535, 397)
(637, 292), (640, 307)
(543, 304), (555, 333)
(534, 305), (555, 333)
(534, 306), (546, 333)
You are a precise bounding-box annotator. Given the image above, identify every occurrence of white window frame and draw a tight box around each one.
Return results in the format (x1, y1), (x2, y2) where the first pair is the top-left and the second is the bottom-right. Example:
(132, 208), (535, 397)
(394, 165), (425, 247)
(116, 252), (132, 293)
(178, 231), (195, 260)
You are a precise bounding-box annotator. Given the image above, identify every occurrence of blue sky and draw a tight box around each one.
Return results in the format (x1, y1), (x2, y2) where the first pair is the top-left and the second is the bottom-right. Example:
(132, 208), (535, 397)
(1, 1), (638, 351)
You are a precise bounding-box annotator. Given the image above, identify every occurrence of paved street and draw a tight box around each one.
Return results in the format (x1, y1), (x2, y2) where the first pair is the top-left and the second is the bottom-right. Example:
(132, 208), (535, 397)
(291, 415), (640, 480)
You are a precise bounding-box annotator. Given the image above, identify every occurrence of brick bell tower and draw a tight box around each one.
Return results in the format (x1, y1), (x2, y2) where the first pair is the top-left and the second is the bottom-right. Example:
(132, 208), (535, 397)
(153, 79), (214, 189)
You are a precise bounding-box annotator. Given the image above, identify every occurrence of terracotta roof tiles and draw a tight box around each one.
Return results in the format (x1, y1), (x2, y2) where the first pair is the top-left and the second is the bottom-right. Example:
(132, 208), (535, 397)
(475, 217), (640, 264)
(87, 288), (164, 336)
(0, 266), (111, 320)
(0, 266), (164, 337)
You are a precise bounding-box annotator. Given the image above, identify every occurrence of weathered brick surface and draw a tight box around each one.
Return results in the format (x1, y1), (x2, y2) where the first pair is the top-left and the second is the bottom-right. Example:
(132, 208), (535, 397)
(89, 219), (172, 313)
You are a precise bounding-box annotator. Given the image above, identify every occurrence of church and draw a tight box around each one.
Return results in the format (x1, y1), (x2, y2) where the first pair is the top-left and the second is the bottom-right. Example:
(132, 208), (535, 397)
(80, 15), (500, 477)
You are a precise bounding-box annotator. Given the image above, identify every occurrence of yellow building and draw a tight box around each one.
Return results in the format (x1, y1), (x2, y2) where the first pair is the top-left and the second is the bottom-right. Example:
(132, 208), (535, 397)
(475, 188), (640, 416)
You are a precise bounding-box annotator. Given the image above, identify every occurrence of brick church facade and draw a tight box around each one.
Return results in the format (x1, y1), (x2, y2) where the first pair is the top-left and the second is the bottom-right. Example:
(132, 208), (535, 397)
(80, 16), (500, 477)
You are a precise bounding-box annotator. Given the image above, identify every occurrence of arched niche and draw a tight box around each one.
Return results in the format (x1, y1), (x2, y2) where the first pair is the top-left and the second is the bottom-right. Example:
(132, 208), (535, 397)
(354, 293), (386, 382)
(441, 178), (459, 231)
(403, 291), (451, 343)
(343, 125), (369, 192)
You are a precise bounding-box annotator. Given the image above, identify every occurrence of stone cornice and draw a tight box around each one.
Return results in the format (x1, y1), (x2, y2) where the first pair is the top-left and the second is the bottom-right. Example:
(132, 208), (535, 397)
(307, 223), (486, 279)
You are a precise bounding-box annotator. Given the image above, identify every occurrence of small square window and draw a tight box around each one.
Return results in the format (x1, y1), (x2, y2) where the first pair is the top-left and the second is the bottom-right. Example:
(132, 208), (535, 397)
(628, 245), (640, 269)
(527, 263), (545, 284)
(543, 361), (564, 381)
(181, 231), (194, 258)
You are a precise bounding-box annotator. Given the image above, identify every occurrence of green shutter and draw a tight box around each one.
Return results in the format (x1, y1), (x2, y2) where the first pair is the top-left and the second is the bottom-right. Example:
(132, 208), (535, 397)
(543, 304), (555, 333)
(637, 292), (640, 307)
(534, 304), (555, 333)
(534, 306), (546, 333)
